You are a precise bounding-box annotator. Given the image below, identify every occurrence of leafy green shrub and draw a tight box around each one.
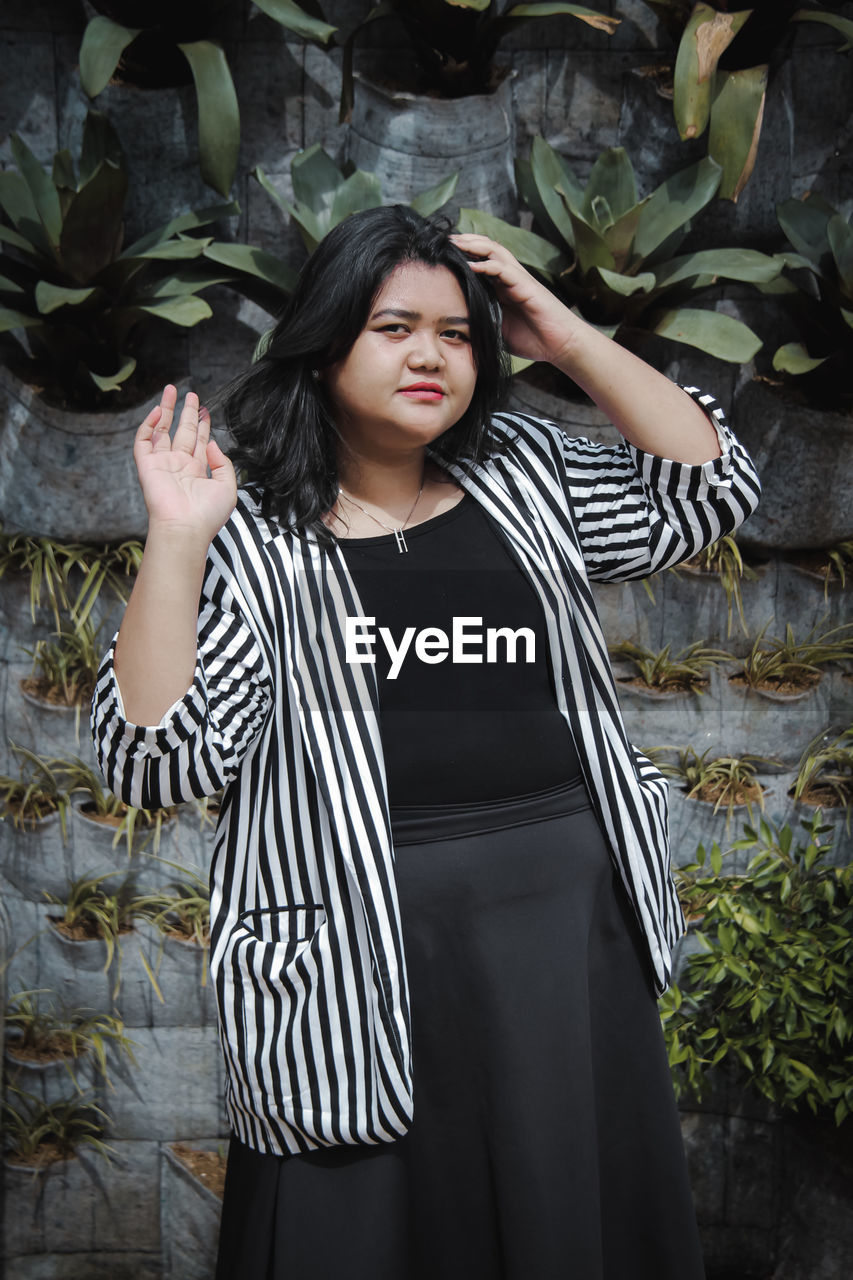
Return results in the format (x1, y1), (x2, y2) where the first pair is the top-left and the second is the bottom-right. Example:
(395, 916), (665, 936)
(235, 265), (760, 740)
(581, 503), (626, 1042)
(5, 989), (137, 1089)
(610, 639), (730, 692)
(79, 0), (336, 196)
(0, 528), (142, 633)
(460, 138), (779, 362)
(0, 111), (243, 405)
(732, 621), (853, 693)
(2, 1084), (114, 1168)
(661, 814), (853, 1124)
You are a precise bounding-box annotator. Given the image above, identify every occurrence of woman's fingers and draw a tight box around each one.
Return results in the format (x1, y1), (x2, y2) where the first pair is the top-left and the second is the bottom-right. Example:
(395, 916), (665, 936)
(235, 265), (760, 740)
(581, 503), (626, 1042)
(167, 391), (202, 456)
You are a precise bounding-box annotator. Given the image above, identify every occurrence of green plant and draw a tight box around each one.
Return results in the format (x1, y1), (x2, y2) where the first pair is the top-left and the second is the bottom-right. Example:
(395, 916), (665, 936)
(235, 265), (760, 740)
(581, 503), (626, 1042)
(662, 746), (768, 824)
(341, 1), (617, 109)
(135, 870), (211, 994)
(43, 871), (140, 992)
(661, 813), (853, 1123)
(636, 2), (853, 200)
(678, 534), (759, 635)
(4, 989), (137, 1090)
(767, 193), (853, 407)
(79, 0), (336, 197)
(0, 745), (72, 835)
(2, 1083), (115, 1168)
(254, 144), (460, 259)
(22, 617), (105, 710)
(63, 756), (176, 857)
(610, 639), (730, 692)
(793, 725), (853, 817)
(733, 620), (853, 693)
(0, 110), (248, 406)
(0, 528), (142, 632)
(459, 139), (780, 363)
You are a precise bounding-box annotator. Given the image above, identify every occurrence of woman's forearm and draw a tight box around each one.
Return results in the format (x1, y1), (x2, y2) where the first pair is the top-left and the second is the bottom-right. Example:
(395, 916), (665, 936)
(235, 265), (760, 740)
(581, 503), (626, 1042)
(551, 318), (722, 465)
(113, 524), (211, 725)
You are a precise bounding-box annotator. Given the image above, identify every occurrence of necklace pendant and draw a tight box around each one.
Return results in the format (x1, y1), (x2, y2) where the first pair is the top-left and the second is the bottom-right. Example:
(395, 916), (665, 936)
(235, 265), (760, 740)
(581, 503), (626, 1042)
(394, 528), (408, 554)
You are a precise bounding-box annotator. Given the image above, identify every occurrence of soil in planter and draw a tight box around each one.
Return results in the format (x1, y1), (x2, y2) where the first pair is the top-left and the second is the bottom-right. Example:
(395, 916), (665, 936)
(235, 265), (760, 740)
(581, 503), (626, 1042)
(6, 1033), (78, 1065)
(172, 1142), (227, 1200)
(618, 676), (710, 694)
(20, 677), (92, 708)
(788, 782), (852, 808)
(688, 781), (765, 809)
(729, 672), (822, 695)
(784, 549), (848, 585)
(6, 1140), (73, 1169)
(3, 799), (63, 831)
(49, 918), (135, 943)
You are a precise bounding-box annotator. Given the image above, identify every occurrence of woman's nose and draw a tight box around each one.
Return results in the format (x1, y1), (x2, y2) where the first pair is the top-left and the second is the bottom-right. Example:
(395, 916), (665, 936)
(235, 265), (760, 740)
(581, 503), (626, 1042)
(408, 333), (444, 369)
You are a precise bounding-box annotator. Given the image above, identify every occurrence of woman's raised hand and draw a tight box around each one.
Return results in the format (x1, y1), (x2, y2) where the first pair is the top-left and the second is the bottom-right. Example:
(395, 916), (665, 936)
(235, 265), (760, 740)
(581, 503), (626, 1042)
(134, 386), (237, 545)
(450, 233), (581, 367)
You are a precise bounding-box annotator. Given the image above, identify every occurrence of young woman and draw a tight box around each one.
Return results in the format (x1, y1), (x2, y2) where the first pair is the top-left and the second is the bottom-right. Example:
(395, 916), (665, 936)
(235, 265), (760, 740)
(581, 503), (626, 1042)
(92, 206), (760, 1279)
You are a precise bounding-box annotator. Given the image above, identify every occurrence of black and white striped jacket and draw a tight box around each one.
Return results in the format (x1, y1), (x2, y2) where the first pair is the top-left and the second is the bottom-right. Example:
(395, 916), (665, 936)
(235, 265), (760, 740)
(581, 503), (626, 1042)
(91, 389), (760, 1156)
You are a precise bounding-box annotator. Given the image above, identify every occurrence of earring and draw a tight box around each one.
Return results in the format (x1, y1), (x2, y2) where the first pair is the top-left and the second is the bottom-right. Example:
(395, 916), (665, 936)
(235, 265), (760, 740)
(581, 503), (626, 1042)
(311, 367), (320, 380)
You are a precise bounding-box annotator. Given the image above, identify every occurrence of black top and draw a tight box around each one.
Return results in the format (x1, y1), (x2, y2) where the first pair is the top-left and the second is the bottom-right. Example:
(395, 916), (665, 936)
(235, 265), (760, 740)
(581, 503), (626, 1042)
(338, 493), (582, 806)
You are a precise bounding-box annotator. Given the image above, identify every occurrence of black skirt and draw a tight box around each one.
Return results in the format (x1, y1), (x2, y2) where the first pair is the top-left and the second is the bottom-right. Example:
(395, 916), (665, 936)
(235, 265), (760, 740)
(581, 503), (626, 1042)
(214, 779), (705, 1280)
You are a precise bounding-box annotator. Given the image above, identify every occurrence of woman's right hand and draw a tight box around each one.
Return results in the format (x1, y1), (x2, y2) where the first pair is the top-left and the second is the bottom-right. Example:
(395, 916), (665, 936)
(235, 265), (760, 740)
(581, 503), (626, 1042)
(134, 385), (238, 544)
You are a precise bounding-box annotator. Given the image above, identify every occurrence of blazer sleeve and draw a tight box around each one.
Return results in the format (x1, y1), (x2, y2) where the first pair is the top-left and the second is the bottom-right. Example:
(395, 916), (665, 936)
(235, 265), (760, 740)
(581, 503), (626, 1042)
(90, 547), (274, 811)
(559, 386), (761, 582)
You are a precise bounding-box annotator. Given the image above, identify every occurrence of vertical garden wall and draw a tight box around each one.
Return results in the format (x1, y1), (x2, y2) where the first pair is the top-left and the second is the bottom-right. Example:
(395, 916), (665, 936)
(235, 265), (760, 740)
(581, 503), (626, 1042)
(1, 2), (852, 1277)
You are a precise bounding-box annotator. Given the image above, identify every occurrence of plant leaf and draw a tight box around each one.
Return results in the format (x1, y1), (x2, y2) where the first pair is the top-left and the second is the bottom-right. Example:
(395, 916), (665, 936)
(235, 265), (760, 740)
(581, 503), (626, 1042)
(203, 243), (297, 295)
(177, 41), (240, 198)
(0, 306), (40, 332)
(772, 342), (827, 375)
(136, 296), (214, 326)
(121, 204), (240, 258)
(89, 356), (137, 393)
(410, 172), (459, 217)
(652, 307), (762, 362)
(529, 135), (582, 247)
(827, 213), (853, 298)
(291, 144), (346, 214)
(633, 157), (722, 261)
(776, 194), (836, 264)
(10, 135), (62, 247)
(59, 160), (128, 282)
(457, 208), (567, 280)
(594, 266), (656, 296)
(251, 0), (336, 44)
(252, 166), (291, 217)
(503, 4), (619, 36)
(581, 147), (638, 223)
(655, 248), (782, 289)
(78, 16), (141, 98)
(708, 65), (768, 203)
(128, 239), (212, 262)
(566, 207), (616, 274)
(791, 9), (853, 53)
(35, 282), (97, 314)
(329, 169), (384, 227)
(673, 4), (751, 141)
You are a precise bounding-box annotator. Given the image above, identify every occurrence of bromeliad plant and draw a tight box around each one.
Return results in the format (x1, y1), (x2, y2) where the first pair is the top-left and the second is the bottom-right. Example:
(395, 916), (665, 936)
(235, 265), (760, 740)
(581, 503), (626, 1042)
(636, 2), (853, 200)
(79, 0), (337, 196)
(767, 193), (853, 407)
(610, 639), (731, 693)
(0, 110), (284, 407)
(661, 813), (853, 1123)
(459, 139), (780, 363)
(341, 1), (618, 111)
(64, 757), (177, 859)
(254, 144), (460, 259)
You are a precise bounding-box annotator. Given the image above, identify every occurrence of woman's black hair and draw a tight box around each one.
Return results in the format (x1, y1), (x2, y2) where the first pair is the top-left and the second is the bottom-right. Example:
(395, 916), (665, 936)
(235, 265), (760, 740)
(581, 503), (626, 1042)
(218, 205), (512, 542)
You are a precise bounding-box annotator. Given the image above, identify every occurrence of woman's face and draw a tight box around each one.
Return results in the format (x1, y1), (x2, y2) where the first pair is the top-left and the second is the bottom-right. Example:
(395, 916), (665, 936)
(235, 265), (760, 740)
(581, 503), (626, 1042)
(324, 261), (478, 459)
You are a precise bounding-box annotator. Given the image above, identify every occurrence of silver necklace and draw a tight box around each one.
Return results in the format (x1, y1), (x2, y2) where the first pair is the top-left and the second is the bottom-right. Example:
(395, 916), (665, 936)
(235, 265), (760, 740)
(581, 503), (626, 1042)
(337, 477), (425, 553)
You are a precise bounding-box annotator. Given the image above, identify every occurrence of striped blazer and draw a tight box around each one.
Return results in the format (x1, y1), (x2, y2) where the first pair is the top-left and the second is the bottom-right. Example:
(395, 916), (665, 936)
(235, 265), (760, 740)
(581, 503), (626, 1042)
(92, 387), (760, 1156)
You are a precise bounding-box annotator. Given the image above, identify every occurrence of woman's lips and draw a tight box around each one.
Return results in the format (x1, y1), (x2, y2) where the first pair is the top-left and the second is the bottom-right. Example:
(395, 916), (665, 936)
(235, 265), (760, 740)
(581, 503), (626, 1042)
(399, 384), (445, 400)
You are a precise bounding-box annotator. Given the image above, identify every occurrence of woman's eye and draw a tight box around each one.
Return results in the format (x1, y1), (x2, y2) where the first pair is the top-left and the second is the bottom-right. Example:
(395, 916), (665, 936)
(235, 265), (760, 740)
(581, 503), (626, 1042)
(378, 323), (408, 334)
(443, 329), (470, 342)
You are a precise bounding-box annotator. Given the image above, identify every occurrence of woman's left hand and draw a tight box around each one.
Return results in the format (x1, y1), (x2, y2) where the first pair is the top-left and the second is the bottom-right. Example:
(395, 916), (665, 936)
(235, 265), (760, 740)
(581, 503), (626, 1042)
(450, 232), (580, 366)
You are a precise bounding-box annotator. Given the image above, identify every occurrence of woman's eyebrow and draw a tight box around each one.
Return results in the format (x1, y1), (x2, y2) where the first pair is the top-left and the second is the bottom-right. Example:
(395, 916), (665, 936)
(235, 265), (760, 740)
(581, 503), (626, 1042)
(370, 307), (471, 324)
